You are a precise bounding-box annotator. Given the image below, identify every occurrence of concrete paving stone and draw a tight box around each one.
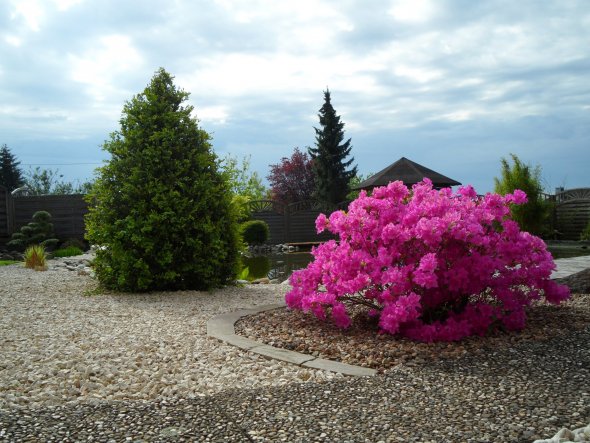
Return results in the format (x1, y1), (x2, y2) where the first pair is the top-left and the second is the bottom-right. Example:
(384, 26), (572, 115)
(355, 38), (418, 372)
(219, 333), (264, 351)
(303, 357), (377, 377)
(250, 344), (315, 366)
(207, 303), (377, 376)
(552, 256), (590, 279)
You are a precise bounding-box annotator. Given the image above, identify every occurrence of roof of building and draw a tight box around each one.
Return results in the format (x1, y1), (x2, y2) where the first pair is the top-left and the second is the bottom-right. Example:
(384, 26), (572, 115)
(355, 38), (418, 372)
(354, 157), (461, 190)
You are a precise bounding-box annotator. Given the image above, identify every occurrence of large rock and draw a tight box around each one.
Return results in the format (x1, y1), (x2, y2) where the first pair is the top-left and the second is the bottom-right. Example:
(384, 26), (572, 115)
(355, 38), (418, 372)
(555, 268), (590, 294)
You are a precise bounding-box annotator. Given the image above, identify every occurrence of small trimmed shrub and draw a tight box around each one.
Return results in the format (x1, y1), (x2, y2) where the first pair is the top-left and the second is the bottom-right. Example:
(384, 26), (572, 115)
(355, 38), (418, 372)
(581, 221), (590, 241)
(24, 245), (47, 271)
(241, 220), (270, 245)
(7, 211), (59, 251)
(53, 246), (84, 258)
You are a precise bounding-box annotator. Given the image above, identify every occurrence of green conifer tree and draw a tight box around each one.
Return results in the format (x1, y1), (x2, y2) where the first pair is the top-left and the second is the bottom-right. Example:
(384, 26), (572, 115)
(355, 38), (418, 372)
(308, 89), (357, 204)
(0, 144), (24, 192)
(85, 68), (240, 292)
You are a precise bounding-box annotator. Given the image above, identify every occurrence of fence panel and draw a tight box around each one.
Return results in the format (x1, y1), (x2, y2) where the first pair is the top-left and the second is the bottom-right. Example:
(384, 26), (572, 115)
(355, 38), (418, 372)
(248, 200), (287, 244)
(287, 200), (339, 244)
(0, 186), (9, 237)
(13, 195), (88, 240)
(247, 199), (346, 244)
(554, 188), (590, 240)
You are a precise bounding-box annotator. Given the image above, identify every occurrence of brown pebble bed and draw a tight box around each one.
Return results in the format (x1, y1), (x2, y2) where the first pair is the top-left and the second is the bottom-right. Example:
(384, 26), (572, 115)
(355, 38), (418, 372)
(235, 293), (590, 373)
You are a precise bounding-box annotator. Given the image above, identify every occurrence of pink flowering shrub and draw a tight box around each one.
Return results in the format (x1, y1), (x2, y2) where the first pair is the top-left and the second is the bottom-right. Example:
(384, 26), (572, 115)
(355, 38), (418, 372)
(285, 179), (570, 342)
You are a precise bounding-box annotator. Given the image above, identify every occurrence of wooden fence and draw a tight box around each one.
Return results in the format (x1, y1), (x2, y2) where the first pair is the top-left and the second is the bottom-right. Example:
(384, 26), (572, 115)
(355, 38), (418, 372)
(1, 186), (589, 247)
(247, 188), (590, 244)
(0, 187), (88, 246)
(246, 199), (347, 244)
(553, 188), (590, 240)
(0, 186), (10, 238)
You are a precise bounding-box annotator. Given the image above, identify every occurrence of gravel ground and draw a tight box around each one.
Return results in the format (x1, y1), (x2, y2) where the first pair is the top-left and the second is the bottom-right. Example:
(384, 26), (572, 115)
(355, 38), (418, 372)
(1, 258), (589, 442)
(0, 261), (341, 412)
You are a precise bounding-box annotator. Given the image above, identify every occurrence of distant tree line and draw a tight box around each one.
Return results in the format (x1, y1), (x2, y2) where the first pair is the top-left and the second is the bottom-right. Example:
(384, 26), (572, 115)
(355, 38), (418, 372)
(0, 144), (93, 195)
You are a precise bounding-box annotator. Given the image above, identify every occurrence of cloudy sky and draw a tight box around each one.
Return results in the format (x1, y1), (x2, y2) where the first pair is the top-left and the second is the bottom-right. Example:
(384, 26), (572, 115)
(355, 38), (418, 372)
(1, 0), (589, 194)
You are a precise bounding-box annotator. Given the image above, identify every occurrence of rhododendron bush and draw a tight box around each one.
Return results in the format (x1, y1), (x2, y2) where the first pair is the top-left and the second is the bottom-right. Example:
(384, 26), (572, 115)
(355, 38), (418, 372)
(285, 179), (570, 342)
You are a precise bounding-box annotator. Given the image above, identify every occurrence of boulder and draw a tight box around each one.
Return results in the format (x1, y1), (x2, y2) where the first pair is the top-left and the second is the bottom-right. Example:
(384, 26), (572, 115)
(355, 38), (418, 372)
(555, 268), (590, 294)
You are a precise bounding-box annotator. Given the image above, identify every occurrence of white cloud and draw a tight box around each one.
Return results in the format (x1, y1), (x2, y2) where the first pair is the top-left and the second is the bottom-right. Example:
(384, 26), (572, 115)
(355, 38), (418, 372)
(393, 65), (443, 83)
(68, 35), (144, 102)
(9, 0), (45, 31)
(52, 0), (83, 11)
(194, 105), (230, 125)
(4, 35), (22, 47)
(388, 0), (437, 23)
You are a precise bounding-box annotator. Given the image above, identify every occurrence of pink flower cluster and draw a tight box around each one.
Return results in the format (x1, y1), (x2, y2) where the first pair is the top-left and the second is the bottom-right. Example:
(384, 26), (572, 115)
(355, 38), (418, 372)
(285, 179), (570, 342)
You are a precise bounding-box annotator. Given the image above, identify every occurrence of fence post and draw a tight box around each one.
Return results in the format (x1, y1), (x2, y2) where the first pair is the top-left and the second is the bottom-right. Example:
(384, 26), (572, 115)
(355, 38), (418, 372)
(7, 192), (14, 236)
(284, 203), (290, 244)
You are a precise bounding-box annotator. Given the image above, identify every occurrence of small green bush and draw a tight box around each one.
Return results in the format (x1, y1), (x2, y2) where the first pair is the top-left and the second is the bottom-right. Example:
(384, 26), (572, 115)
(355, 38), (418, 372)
(53, 246), (84, 258)
(581, 221), (590, 241)
(241, 220), (270, 245)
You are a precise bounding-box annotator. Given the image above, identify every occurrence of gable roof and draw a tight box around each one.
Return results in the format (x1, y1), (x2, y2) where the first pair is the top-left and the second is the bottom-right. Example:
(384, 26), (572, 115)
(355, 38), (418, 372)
(354, 157), (461, 190)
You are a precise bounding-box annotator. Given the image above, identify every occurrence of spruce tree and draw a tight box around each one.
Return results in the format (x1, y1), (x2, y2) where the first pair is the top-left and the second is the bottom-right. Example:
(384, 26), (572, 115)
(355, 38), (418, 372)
(308, 89), (357, 204)
(0, 144), (24, 192)
(85, 68), (240, 292)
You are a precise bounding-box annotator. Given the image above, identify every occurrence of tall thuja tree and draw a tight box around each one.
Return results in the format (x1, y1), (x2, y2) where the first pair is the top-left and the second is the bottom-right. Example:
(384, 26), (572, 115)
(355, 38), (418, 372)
(0, 144), (24, 192)
(85, 68), (240, 292)
(494, 153), (551, 236)
(309, 89), (357, 204)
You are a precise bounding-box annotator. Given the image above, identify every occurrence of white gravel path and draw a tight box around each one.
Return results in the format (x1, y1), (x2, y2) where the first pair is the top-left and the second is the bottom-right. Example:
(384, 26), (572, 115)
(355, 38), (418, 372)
(0, 260), (342, 410)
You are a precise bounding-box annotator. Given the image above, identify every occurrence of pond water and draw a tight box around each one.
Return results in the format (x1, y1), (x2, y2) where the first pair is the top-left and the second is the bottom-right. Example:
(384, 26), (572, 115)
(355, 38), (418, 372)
(242, 242), (590, 283)
(546, 244), (590, 259)
(241, 253), (312, 283)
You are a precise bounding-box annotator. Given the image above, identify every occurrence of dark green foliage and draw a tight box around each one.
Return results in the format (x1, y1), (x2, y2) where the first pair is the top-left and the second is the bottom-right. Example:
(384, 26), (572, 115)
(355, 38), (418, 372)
(0, 144), (24, 192)
(493, 153), (551, 236)
(308, 89), (357, 204)
(7, 210), (59, 251)
(60, 238), (88, 251)
(240, 220), (270, 245)
(52, 246), (84, 258)
(85, 68), (240, 292)
(581, 221), (590, 241)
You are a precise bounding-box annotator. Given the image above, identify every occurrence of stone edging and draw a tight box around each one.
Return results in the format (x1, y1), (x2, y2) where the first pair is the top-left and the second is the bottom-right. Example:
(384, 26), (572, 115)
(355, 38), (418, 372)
(206, 304), (377, 377)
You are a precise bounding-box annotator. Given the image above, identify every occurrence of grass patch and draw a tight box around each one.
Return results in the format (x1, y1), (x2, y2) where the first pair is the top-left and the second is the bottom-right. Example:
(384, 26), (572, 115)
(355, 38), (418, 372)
(0, 260), (20, 266)
(52, 246), (84, 258)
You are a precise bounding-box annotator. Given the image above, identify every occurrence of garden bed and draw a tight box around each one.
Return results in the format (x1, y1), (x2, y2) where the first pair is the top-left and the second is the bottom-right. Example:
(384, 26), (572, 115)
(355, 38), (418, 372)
(235, 293), (590, 373)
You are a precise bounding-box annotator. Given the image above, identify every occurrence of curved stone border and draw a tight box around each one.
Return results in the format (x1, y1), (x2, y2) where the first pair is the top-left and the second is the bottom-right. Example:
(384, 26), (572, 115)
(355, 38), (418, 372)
(207, 303), (377, 377)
